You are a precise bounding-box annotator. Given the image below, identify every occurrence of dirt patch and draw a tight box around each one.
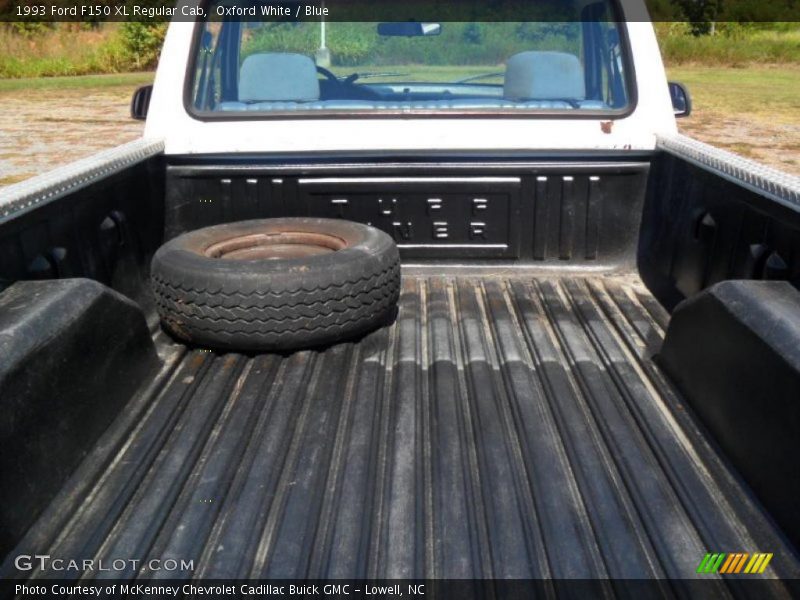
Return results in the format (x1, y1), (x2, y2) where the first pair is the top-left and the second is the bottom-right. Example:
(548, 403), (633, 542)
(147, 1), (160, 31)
(678, 112), (800, 174)
(0, 86), (144, 186)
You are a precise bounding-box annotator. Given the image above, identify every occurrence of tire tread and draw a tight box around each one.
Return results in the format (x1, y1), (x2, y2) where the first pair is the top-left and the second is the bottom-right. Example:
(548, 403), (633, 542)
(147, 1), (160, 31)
(151, 223), (400, 351)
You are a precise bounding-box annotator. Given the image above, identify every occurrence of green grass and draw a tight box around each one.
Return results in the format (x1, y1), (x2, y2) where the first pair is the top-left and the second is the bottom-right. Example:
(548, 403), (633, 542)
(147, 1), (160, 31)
(0, 24), (165, 79)
(1, 23), (798, 80)
(0, 25), (122, 79)
(0, 71), (153, 92)
(657, 26), (800, 66)
(665, 65), (800, 123)
(666, 64), (800, 174)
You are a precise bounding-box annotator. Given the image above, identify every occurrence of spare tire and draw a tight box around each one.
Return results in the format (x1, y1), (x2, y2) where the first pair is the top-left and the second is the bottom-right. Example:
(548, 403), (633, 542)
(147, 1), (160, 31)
(151, 218), (400, 351)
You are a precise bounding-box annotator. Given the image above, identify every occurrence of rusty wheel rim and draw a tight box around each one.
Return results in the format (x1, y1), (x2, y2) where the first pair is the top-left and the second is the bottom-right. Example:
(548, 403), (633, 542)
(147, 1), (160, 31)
(203, 231), (348, 260)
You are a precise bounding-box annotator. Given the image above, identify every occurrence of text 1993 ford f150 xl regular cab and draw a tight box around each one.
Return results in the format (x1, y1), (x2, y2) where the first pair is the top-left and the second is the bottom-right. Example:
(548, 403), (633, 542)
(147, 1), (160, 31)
(1, 0), (800, 596)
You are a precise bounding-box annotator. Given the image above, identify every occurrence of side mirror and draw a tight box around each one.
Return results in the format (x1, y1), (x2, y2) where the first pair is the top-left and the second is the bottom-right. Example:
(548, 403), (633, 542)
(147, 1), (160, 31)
(668, 81), (691, 118)
(131, 85), (153, 121)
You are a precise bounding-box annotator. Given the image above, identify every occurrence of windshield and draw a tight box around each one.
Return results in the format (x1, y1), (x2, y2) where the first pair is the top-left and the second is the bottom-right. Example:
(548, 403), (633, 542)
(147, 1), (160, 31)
(190, 6), (630, 115)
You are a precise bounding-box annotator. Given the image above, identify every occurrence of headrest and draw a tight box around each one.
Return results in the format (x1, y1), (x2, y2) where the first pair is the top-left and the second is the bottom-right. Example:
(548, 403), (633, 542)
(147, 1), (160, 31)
(239, 53), (320, 103)
(504, 51), (586, 101)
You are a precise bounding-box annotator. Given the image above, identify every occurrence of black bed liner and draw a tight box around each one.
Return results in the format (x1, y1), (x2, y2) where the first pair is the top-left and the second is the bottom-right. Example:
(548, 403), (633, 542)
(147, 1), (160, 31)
(6, 274), (800, 587)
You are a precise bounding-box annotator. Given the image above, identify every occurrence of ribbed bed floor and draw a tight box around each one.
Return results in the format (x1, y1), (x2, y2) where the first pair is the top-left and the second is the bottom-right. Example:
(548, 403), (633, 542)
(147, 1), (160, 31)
(6, 275), (800, 587)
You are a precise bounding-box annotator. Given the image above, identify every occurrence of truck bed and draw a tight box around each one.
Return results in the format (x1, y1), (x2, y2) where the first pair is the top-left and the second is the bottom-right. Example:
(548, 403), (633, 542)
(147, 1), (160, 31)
(9, 273), (799, 584)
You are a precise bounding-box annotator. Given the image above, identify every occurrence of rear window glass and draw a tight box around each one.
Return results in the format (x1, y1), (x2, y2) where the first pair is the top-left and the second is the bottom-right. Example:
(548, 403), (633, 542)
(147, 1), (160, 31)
(189, 3), (631, 116)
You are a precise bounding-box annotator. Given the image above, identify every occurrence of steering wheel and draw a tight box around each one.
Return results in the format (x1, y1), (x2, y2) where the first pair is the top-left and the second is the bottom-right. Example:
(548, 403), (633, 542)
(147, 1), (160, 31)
(316, 66), (359, 85)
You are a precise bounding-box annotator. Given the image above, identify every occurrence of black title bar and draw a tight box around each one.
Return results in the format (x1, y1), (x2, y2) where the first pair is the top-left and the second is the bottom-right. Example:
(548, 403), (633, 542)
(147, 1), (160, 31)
(2, 0), (800, 23)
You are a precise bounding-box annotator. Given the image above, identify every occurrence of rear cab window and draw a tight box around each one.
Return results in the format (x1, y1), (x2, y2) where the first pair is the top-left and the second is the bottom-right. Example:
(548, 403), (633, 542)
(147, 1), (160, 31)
(188, 0), (632, 117)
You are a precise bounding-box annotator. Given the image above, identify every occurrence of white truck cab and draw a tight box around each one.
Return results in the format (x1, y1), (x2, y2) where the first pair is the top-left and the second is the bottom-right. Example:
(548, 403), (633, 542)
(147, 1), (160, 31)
(144, 0), (679, 155)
